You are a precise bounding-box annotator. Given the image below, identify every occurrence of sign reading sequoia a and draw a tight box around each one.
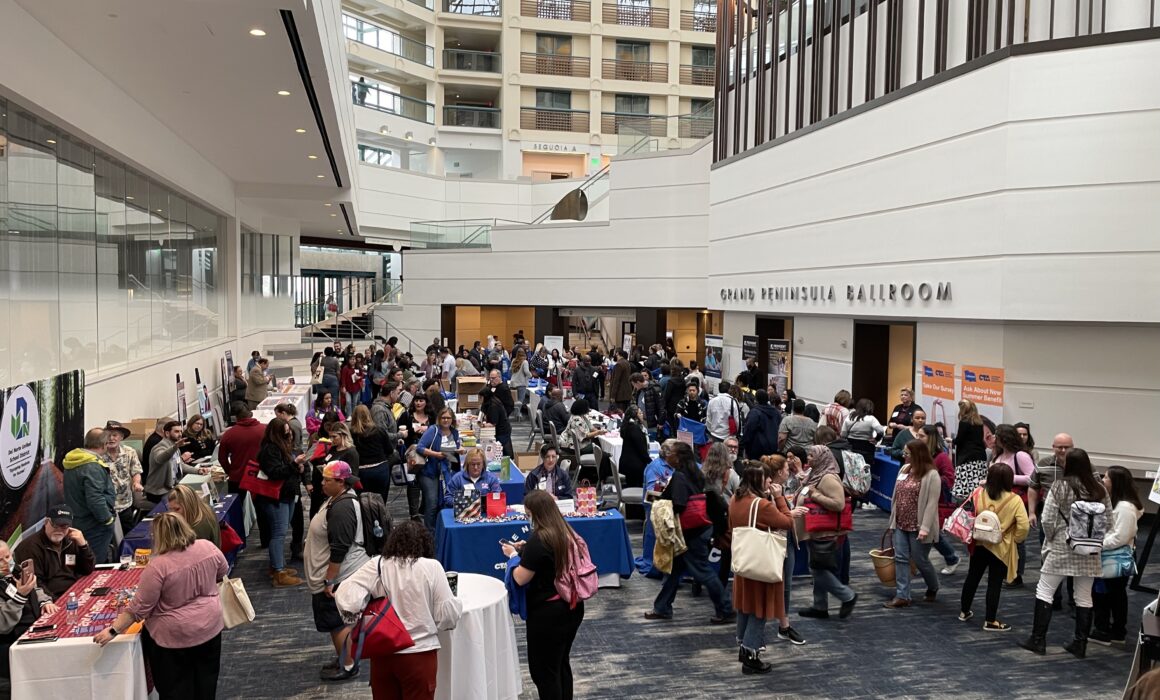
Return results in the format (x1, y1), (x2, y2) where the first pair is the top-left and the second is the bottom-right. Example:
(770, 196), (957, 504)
(719, 281), (952, 305)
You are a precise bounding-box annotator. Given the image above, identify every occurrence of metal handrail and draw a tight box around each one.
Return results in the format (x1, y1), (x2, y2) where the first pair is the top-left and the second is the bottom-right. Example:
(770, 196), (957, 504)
(303, 280), (403, 357)
(351, 78), (436, 124)
(343, 14), (435, 67)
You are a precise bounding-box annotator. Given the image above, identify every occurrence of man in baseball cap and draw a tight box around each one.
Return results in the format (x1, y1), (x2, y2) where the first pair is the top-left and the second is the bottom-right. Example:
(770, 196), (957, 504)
(13, 504), (96, 600)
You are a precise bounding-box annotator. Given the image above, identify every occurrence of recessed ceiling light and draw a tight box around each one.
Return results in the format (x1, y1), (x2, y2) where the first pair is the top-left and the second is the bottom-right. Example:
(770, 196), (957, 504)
(330, 213), (337, 217)
(46, 139), (56, 144)
(316, 174), (325, 179)
(295, 128), (306, 133)
(277, 90), (291, 96)
(324, 203), (332, 207)
(156, 209), (163, 213)
(308, 155), (318, 160)
(249, 28), (267, 36)
(126, 196), (135, 200)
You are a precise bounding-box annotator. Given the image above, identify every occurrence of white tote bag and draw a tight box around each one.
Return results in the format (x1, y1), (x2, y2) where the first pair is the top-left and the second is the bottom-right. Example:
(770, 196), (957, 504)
(730, 497), (787, 583)
(220, 576), (256, 629)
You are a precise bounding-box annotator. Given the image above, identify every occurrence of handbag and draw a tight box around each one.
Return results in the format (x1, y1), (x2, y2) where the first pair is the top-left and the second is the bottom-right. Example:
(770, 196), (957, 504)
(731, 498), (787, 583)
(351, 558), (415, 660)
(219, 576), (256, 629)
(311, 365), (323, 385)
(219, 522), (244, 555)
(1101, 545), (1136, 579)
(575, 480), (598, 516)
(485, 490), (508, 518)
(942, 488), (979, 543)
(802, 494), (853, 533)
(239, 459), (283, 500)
(679, 493), (713, 531)
(808, 537), (840, 572)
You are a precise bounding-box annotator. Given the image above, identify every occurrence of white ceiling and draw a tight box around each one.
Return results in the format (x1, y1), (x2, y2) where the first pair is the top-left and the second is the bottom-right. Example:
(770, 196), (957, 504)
(17, 0), (359, 237)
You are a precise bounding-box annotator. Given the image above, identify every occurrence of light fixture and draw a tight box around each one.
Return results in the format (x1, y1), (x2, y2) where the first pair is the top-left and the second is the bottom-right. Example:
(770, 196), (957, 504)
(249, 28), (267, 36)
(316, 174), (325, 178)
(308, 155), (318, 159)
(295, 128), (306, 133)
(46, 139), (56, 144)
(156, 209), (163, 213)
(330, 213), (337, 217)
(428, 137), (436, 145)
(404, 131), (413, 140)
(379, 126), (389, 135)
(277, 90), (291, 96)
(324, 203), (332, 207)
(126, 196), (135, 200)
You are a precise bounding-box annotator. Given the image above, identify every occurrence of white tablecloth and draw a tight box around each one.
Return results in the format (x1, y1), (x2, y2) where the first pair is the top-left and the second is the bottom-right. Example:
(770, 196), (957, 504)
(598, 435), (661, 470)
(436, 573), (521, 700)
(10, 632), (149, 700)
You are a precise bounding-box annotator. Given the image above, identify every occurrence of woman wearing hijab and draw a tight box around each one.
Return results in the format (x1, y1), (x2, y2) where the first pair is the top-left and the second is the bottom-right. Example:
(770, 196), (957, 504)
(794, 445), (857, 620)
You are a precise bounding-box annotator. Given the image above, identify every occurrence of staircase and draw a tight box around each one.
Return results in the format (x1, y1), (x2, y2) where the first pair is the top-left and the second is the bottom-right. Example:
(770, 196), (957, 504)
(303, 309), (375, 341)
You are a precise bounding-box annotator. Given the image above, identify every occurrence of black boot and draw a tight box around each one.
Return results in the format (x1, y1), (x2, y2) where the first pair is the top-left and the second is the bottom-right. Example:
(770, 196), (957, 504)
(741, 648), (772, 675)
(1064, 607), (1093, 659)
(1019, 600), (1054, 655)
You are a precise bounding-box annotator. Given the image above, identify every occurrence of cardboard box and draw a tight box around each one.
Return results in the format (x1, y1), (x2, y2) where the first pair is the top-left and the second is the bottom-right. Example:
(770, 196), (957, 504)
(126, 419), (160, 440)
(456, 377), (487, 410)
(516, 452), (540, 472)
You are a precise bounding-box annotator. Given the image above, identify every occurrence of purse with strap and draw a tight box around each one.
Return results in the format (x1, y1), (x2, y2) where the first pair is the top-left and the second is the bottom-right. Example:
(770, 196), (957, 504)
(942, 488), (979, 543)
(219, 576), (256, 629)
(239, 459), (284, 500)
(731, 497), (787, 583)
(352, 558), (416, 660)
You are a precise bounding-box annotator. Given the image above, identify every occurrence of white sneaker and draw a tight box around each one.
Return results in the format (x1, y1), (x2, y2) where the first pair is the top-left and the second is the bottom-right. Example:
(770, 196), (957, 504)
(940, 561), (960, 575)
(860, 503), (877, 511)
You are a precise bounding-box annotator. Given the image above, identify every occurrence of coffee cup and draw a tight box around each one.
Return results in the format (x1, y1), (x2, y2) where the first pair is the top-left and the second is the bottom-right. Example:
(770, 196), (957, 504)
(446, 571), (459, 596)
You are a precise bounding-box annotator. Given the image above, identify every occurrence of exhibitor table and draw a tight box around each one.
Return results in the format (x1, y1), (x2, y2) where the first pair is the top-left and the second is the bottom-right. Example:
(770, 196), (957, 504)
(435, 509), (634, 586)
(498, 472), (526, 505)
(10, 568), (149, 700)
(597, 434), (660, 471)
(434, 573), (522, 700)
(119, 493), (247, 566)
(867, 450), (903, 512)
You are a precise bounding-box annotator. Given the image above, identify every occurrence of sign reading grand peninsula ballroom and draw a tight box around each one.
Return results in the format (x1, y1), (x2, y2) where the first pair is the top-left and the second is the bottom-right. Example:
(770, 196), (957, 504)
(719, 281), (953, 304)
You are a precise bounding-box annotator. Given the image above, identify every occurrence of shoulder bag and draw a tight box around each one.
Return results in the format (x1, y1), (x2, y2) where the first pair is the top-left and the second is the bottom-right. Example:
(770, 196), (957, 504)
(219, 576), (256, 629)
(239, 458), (284, 500)
(351, 558), (416, 661)
(942, 488), (980, 543)
(731, 498), (787, 583)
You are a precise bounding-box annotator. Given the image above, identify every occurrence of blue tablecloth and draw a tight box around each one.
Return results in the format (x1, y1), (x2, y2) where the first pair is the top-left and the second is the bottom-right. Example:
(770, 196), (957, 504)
(497, 473), (526, 505)
(868, 451), (903, 512)
(435, 509), (634, 581)
(119, 493), (246, 567)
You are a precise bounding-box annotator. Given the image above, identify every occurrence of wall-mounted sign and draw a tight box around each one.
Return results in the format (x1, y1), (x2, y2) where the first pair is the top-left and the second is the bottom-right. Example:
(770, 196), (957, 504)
(522, 143), (582, 153)
(718, 282), (952, 305)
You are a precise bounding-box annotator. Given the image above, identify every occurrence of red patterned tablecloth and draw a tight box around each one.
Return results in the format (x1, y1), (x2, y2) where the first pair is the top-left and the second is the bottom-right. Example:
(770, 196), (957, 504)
(26, 567), (144, 640)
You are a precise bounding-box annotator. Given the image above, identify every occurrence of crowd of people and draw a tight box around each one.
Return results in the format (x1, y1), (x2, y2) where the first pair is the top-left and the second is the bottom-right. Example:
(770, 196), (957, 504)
(6, 331), (1151, 700)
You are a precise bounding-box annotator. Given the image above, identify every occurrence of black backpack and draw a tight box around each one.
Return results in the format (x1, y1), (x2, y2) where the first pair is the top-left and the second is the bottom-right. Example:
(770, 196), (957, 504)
(342, 492), (391, 555)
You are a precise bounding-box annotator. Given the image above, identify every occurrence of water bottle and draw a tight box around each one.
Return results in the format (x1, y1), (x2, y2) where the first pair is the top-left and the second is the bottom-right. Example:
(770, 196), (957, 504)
(65, 592), (78, 626)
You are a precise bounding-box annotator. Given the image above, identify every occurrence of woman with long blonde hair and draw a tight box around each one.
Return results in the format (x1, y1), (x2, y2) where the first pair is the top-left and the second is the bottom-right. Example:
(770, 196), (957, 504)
(167, 484), (220, 548)
(954, 399), (987, 465)
(503, 490), (587, 699)
(349, 404), (394, 500)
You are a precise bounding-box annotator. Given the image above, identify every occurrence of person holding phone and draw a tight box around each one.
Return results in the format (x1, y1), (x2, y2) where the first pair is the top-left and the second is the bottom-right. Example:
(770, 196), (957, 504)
(0, 539), (56, 676)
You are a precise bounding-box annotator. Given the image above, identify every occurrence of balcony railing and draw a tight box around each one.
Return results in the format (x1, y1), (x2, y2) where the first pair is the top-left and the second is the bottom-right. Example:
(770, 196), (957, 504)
(602, 58), (668, 82)
(352, 80), (436, 124)
(343, 14), (434, 67)
(679, 64), (714, 86)
(443, 105), (501, 128)
(520, 0), (590, 21)
(601, 112), (666, 136)
(520, 107), (589, 132)
(601, 4), (668, 28)
(678, 114), (712, 138)
(408, 0), (435, 10)
(520, 52), (590, 77)
(442, 0), (501, 16)
(443, 49), (501, 72)
(680, 9), (716, 32)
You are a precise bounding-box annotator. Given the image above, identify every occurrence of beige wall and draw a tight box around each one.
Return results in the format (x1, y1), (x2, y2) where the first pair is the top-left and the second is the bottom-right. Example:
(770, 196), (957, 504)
(454, 305), (535, 351)
(522, 152), (585, 180)
(666, 309), (699, 363)
(887, 324), (916, 412)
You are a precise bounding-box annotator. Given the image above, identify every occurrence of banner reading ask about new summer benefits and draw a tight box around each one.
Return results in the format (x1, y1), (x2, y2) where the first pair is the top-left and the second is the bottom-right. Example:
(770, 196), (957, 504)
(961, 365), (1005, 407)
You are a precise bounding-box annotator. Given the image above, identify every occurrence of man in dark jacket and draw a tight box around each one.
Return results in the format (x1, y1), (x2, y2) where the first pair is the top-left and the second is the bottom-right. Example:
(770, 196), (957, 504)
(540, 387), (571, 437)
(62, 428), (116, 564)
(13, 504), (95, 601)
(0, 538), (55, 677)
(609, 351), (633, 410)
(631, 372), (665, 438)
(570, 356), (600, 407)
(740, 390), (782, 460)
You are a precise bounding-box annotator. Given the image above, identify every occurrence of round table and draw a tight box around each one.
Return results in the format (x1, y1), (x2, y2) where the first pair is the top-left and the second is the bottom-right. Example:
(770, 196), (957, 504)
(435, 573), (522, 700)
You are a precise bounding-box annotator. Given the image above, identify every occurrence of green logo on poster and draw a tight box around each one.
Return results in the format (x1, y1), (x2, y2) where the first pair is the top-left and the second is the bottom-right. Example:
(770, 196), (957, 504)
(10, 397), (29, 439)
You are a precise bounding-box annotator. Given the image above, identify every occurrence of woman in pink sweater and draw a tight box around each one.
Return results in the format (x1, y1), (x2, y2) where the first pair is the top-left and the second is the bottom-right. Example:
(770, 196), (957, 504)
(95, 512), (229, 699)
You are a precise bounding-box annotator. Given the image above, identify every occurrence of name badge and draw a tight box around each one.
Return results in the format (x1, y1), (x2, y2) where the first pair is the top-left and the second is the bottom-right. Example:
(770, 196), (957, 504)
(799, 486), (809, 497)
(892, 411), (902, 418)
(463, 483), (475, 492)
(539, 481), (548, 490)
(896, 472), (908, 482)
(65, 554), (76, 567)
(4, 583), (15, 599)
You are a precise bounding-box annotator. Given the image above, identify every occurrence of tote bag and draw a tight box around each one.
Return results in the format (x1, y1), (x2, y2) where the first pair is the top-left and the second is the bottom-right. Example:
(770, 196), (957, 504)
(239, 459), (283, 500)
(219, 576), (256, 629)
(731, 498), (787, 583)
(352, 559), (416, 660)
(942, 489), (979, 544)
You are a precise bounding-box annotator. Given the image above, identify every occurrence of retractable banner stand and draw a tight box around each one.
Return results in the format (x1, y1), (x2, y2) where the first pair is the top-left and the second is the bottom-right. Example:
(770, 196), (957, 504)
(176, 374), (188, 423)
(222, 350), (235, 413)
(195, 369), (214, 432)
(741, 336), (759, 361)
(920, 360), (956, 433)
(543, 336), (565, 353)
(960, 365), (1004, 426)
(766, 339), (790, 397)
(1132, 469), (1160, 593)
(1, 370), (85, 545)
(704, 335), (723, 394)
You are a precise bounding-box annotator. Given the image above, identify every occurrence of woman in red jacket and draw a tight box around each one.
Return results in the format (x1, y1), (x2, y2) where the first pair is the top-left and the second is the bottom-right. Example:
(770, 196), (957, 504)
(339, 354), (364, 418)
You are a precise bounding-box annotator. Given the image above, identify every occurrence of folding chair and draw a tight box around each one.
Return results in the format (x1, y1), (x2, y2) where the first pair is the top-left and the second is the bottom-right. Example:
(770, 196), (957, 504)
(526, 410), (544, 452)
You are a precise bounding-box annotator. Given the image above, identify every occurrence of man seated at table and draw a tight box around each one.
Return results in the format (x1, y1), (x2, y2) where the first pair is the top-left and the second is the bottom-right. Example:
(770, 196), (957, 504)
(442, 448), (501, 511)
(643, 439), (678, 503)
(524, 444), (574, 501)
(0, 539), (57, 678)
(14, 505), (96, 601)
(540, 387), (570, 438)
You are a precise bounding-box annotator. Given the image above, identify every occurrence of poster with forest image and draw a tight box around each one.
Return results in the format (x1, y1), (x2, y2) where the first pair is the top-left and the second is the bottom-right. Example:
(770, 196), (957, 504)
(0, 370), (85, 544)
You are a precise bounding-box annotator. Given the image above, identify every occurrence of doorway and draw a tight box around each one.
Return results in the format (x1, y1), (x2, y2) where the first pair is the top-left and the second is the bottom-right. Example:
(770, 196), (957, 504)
(851, 321), (915, 424)
(755, 316), (793, 393)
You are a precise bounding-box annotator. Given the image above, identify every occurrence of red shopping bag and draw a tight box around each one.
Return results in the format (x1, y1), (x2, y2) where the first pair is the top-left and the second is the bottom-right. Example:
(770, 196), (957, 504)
(239, 460), (283, 500)
(352, 559), (415, 660)
(486, 490), (508, 518)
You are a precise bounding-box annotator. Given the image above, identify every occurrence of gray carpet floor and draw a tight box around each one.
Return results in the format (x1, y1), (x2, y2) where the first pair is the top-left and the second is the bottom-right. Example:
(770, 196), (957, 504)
(218, 415), (1143, 699)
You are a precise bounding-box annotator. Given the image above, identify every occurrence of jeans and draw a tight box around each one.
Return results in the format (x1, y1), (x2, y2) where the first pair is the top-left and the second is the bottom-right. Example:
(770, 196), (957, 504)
(1093, 576), (1130, 638)
(653, 528), (733, 618)
(1037, 572), (1093, 608)
(933, 537), (960, 566)
(636, 503), (662, 579)
(258, 498), (293, 571)
(838, 535), (851, 586)
(344, 390), (360, 418)
(892, 529), (939, 601)
(959, 546), (1008, 621)
(85, 523), (116, 565)
(811, 566), (856, 610)
(418, 473), (442, 531)
(359, 462), (392, 502)
(322, 376), (340, 403)
(736, 612), (767, 653)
